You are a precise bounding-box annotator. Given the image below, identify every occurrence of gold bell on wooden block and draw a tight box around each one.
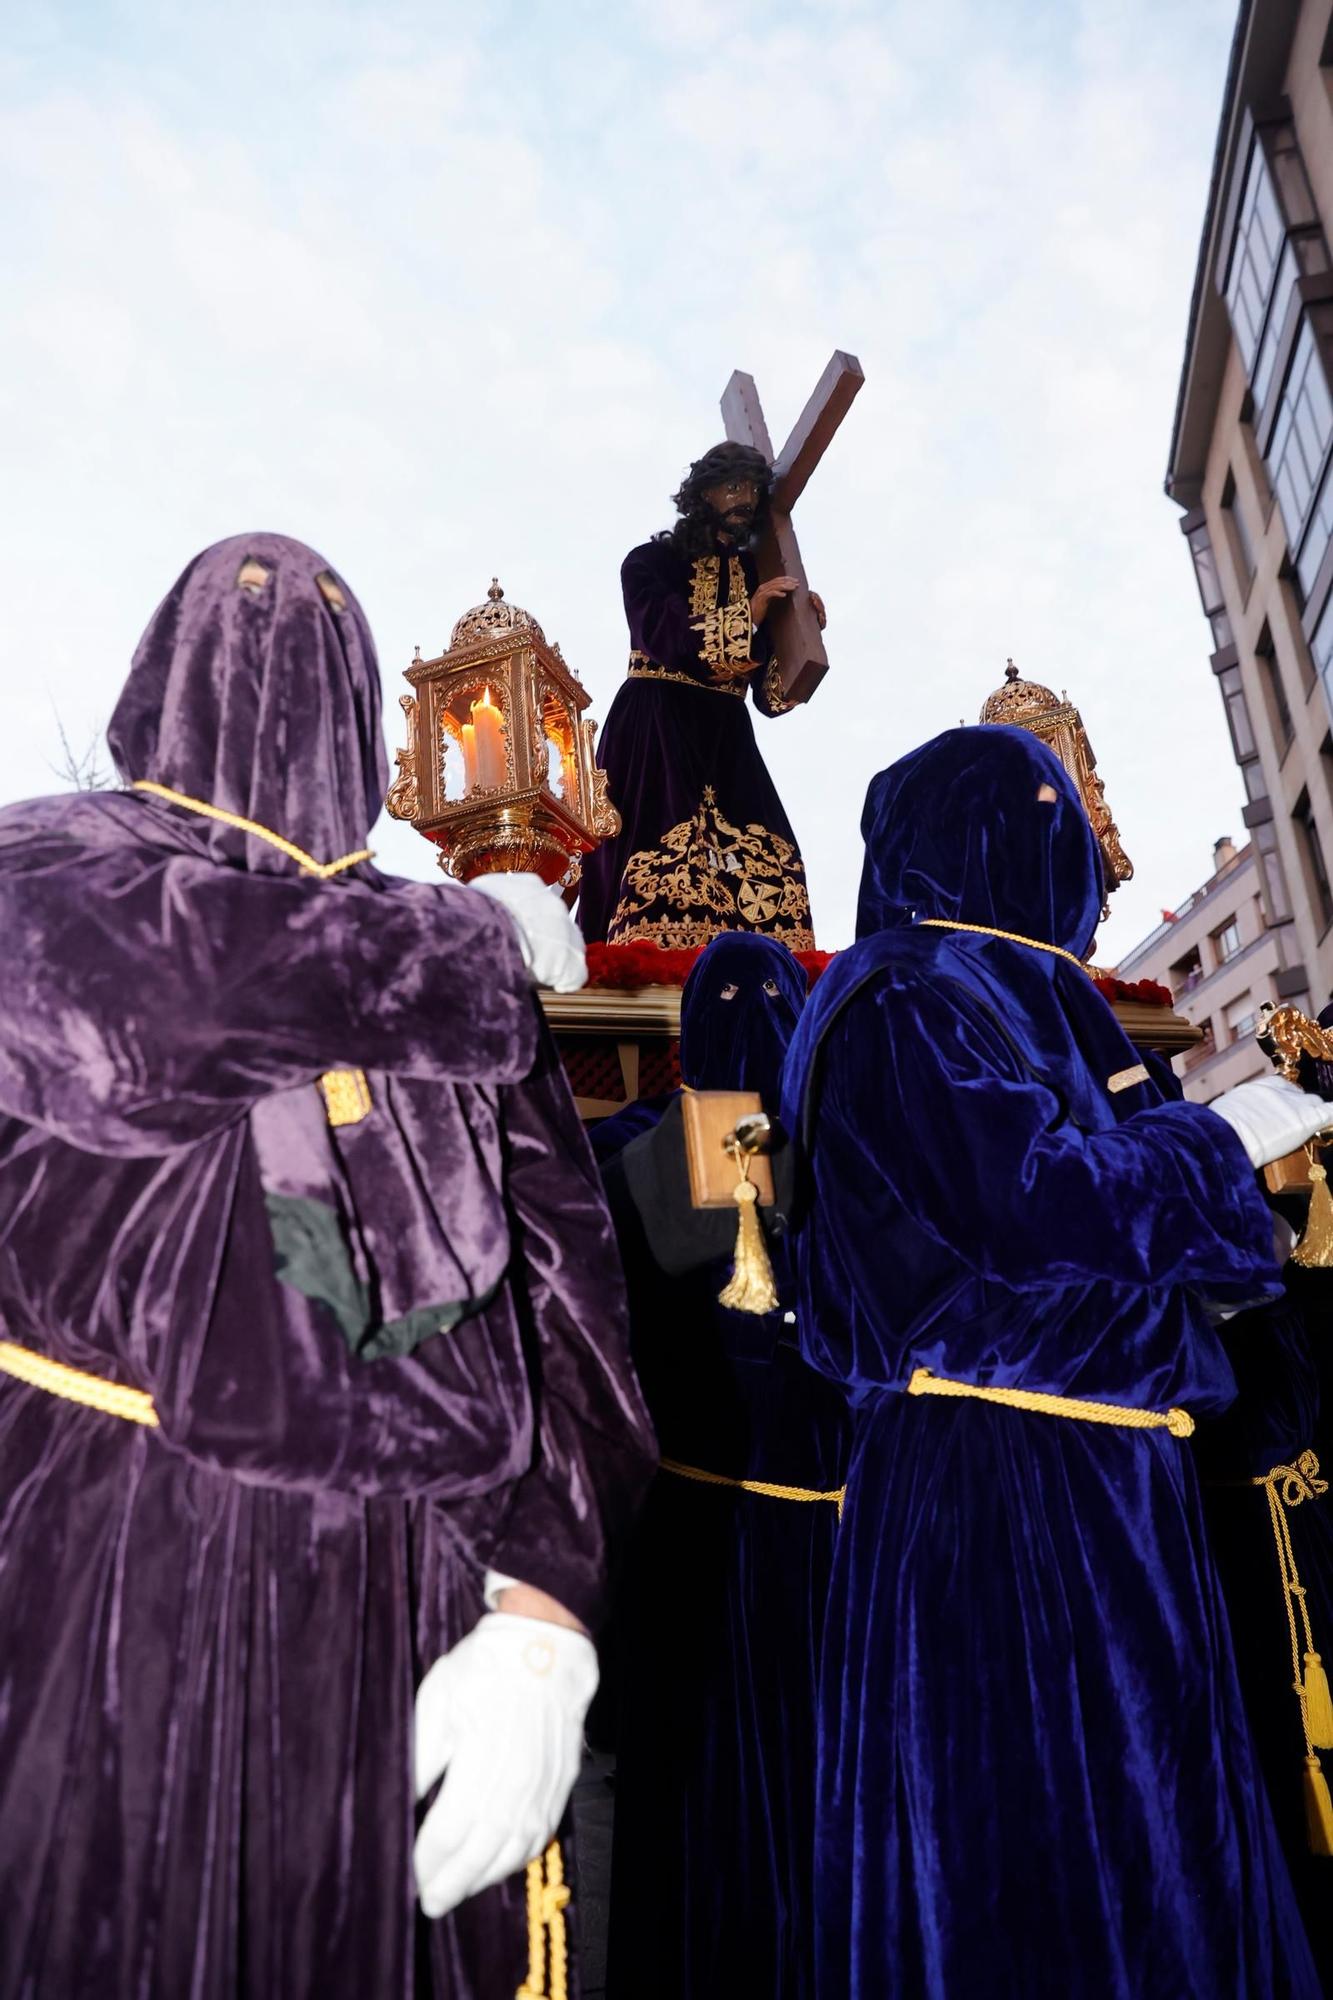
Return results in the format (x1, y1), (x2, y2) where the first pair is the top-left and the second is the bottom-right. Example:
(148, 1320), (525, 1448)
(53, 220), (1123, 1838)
(385, 580), (619, 884)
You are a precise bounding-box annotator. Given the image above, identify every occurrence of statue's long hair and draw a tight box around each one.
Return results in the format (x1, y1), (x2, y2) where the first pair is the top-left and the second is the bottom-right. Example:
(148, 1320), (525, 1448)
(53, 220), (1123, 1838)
(659, 442), (773, 558)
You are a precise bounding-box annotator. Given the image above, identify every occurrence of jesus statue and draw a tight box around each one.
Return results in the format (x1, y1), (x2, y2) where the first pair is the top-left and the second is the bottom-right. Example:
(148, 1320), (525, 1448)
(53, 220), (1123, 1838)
(577, 442), (821, 951)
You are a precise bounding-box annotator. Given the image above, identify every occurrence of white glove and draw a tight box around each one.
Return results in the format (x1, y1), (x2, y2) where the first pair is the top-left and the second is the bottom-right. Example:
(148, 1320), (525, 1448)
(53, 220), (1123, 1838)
(413, 1612), (598, 1919)
(1207, 1071), (1333, 1170)
(471, 872), (587, 994)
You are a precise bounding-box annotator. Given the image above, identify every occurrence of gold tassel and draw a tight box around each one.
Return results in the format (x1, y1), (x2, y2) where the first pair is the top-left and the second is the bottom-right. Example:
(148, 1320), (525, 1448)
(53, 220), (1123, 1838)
(1292, 1155), (1333, 1268)
(1305, 1756), (1333, 1856)
(718, 1172), (779, 1316)
(1306, 1651), (1333, 1749)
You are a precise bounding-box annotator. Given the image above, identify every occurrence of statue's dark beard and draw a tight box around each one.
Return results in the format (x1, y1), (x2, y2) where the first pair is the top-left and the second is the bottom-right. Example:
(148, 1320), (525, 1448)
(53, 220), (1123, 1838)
(710, 504), (756, 544)
(669, 501), (765, 559)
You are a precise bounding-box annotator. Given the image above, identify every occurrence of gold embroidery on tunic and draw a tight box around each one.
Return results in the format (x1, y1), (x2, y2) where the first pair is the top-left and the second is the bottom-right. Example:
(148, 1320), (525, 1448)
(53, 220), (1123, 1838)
(689, 556), (754, 677)
(760, 657), (798, 715)
(627, 653), (746, 698)
(608, 785), (814, 951)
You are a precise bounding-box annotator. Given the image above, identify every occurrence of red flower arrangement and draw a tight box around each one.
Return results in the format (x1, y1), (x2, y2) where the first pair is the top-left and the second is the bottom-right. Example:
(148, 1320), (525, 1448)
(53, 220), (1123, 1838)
(584, 942), (836, 991)
(582, 944), (1171, 1010)
(1092, 973), (1173, 1008)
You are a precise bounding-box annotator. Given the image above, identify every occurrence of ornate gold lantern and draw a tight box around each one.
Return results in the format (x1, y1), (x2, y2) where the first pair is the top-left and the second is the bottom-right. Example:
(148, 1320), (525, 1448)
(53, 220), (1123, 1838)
(386, 579), (619, 882)
(980, 660), (1133, 901)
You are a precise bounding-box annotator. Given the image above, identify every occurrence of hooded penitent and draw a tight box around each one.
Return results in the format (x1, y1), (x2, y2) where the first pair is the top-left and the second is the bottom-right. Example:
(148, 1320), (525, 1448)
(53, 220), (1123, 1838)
(0, 534), (653, 2000)
(780, 726), (1317, 1999)
(601, 930), (849, 2000)
(678, 930), (807, 1099)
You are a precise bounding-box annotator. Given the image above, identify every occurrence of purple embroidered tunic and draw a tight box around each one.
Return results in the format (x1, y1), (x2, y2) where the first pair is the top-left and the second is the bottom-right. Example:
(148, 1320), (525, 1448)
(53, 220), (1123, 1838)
(577, 538), (814, 950)
(0, 535), (655, 1999)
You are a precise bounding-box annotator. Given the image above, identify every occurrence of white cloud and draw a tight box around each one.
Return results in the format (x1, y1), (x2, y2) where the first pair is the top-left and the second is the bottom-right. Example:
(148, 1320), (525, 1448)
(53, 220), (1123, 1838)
(0, 0), (1255, 965)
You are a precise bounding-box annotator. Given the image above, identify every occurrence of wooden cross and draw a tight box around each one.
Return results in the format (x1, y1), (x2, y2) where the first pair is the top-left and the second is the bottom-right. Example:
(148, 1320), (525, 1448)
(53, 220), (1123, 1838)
(721, 349), (865, 704)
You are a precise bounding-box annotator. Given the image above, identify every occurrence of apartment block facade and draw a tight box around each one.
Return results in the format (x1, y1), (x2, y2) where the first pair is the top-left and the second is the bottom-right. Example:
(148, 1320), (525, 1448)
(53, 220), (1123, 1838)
(1168, 0), (1333, 1020)
(1116, 837), (1282, 1099)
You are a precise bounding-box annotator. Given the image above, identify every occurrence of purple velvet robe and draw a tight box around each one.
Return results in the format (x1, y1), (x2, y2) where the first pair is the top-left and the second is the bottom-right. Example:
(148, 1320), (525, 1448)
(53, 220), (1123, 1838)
(0, 535), (655, 1999)
(577, 537), (814, 950)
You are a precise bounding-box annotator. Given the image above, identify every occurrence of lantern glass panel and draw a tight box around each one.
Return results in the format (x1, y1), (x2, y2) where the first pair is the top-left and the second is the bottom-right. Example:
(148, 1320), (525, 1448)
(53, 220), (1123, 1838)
(540, 689), (579, 811)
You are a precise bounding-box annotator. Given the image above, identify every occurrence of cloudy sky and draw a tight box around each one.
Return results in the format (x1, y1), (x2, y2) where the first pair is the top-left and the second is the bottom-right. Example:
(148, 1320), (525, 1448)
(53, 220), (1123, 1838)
(3, 0), (1244, 958)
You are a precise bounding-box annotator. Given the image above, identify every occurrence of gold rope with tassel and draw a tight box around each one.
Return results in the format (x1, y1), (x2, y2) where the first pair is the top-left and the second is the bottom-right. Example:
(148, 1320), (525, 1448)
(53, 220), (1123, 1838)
(516, 1840), (570, 2000)
(717, 1143), (779, 1316)
(1252, 1452), (1333, 1855)
(1293, 1146), (1333, 1269)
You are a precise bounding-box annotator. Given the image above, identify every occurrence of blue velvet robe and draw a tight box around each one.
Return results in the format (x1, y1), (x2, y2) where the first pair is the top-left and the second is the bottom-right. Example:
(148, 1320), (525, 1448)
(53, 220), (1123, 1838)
(1195, 1277), (1333, 1993)
(577, 536), (814, 949)
(599, 936), (850, 2000)
(782, 727), (1317, 1998)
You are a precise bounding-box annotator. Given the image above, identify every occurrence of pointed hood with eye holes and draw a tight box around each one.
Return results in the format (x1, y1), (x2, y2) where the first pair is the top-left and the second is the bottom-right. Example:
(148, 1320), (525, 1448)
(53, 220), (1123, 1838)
(854, 724), (1103, 957)
(678, 933), (807, 1101)
(787, 726), (1163, 1155)
(108, 532), (387, 871)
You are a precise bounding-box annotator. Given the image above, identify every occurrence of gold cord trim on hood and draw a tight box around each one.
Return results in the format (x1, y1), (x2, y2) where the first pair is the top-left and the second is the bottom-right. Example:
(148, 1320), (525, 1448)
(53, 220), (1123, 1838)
(915, 918), (1093, 978)
(131, 781), (373, 879)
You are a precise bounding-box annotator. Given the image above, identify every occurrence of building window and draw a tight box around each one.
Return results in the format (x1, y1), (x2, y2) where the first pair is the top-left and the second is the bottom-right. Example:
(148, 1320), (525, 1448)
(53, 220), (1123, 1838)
(1294, 787), (1333, 929)
(1185, 517), (1234, 650)
(1225, 140), (1288, 384)
(1242, 758), (1270, 806)
(1222, 470), (1257, 586)
(1224, 992), (1260, 1044)
(1313, 595), (1333, 719)
(1257, 625), (1294, 749)
(1253, 818), (1295, 922)
(1212, 917), (1242, 965)
(1267, 320), (1333, 593)
(1170, 945), (1203, 997)
(1218, 661), (1257, 760)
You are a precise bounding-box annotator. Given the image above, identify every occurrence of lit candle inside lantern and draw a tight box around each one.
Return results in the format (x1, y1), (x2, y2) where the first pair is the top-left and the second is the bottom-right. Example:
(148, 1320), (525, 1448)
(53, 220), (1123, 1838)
(561, 749), (578, 806)
(461, 721), (478, 794)
(471, 687), (506, 790)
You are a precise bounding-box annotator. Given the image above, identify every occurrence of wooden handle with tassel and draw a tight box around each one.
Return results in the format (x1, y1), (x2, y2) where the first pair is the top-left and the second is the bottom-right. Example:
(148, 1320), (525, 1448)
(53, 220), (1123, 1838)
(717, 1144), (779, 1316)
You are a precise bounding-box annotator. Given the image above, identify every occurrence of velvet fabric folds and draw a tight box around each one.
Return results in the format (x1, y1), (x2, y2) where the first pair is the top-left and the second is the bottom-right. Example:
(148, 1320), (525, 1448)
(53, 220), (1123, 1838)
(1195, 1273), (1333, 1992)
(598, 935), (849, 2000)
(782, 726), (1317, 1998)
(577, 537), (813, 950)
(0, 535), (655, 1999)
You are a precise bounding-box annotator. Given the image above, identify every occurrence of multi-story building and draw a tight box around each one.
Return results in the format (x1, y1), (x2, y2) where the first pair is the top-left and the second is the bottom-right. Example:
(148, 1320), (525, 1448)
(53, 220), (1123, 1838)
(1116, 835), (1283, 1099)
(1168, 0), (1333, 1019)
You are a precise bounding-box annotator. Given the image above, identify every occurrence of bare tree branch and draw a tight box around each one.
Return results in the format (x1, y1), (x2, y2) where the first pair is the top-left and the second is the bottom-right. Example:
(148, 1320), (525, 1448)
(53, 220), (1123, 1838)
(46, 704), (109, 792)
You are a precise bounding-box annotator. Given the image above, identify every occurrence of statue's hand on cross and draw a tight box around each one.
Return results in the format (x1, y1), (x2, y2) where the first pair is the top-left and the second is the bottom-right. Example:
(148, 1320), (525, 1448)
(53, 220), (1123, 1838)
(750, 577), (826, 630)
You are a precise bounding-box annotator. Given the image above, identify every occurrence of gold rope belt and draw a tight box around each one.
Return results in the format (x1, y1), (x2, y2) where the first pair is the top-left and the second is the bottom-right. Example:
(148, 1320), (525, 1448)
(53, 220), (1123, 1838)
(1244, 1452), (1333, 1856)
(915, 917), (1094, 979)
(659, 1456), (846, 1515)
(906, 1366), (1195, 1437)
(131, 780), (373, 879)
(0, 1341), (157, 1426)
